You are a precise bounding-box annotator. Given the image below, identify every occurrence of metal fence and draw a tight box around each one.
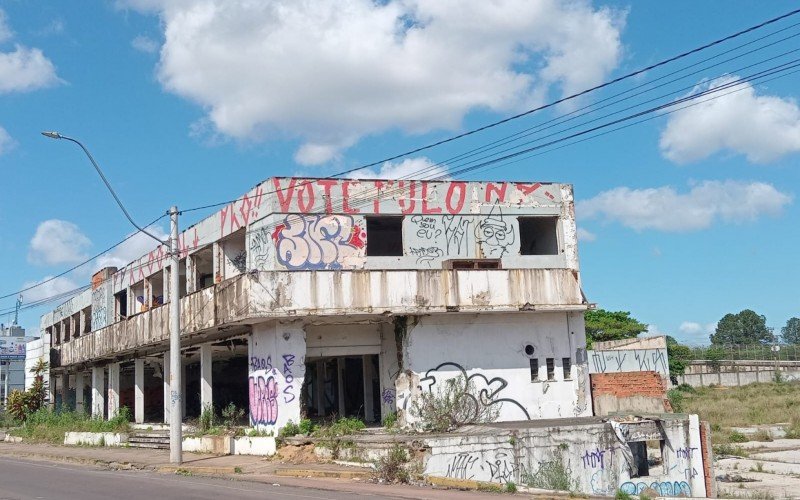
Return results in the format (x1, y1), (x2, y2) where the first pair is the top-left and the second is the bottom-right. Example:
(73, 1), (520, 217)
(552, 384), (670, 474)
(683, 344), (800, 362)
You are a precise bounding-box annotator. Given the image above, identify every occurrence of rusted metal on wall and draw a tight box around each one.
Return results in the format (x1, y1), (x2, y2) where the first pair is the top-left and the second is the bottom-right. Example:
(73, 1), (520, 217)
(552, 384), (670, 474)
(57, 268), (586, 367)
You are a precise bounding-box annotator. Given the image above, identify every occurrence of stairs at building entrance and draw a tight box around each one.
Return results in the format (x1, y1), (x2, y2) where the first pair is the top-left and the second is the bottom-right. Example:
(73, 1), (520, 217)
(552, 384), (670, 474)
(128, 429), (170, 450)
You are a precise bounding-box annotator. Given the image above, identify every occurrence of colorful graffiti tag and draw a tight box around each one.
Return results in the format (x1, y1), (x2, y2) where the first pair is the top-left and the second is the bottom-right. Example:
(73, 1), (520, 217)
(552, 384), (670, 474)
(249, 375), (279, 426)
(619, 481), (691, 497)
(272, 214), (366, 270)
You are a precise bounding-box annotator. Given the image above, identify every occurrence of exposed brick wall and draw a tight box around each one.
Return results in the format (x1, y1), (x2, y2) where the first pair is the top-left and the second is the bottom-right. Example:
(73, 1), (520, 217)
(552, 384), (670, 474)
(590, 371), (672, 413)
(699, 420), (717, 498)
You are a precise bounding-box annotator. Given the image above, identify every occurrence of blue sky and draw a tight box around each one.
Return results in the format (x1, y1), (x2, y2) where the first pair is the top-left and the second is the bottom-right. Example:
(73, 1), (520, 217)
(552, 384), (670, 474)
(0, 1), (798, 344)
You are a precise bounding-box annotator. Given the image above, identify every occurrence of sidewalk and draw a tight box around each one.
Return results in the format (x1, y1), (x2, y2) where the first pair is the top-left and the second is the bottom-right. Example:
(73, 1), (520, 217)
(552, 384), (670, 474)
(0, 442), (552, 499)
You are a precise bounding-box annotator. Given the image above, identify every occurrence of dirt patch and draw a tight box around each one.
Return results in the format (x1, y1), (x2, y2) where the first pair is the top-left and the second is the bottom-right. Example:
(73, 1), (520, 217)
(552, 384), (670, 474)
(275, 444), (320, 464)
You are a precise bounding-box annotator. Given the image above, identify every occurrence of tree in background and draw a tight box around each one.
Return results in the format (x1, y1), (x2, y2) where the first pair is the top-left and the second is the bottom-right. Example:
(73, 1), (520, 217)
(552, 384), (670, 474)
(584, 309), (647, 349)
(709, 309), (773, 345)
(782, 317), (800, 344)
(666, 335), (691, 382)
(7, 359), (48, 422)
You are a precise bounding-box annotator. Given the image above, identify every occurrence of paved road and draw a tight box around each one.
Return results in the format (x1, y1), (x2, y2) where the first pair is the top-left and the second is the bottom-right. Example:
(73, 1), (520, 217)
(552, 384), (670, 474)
(0, 457), (387, 500)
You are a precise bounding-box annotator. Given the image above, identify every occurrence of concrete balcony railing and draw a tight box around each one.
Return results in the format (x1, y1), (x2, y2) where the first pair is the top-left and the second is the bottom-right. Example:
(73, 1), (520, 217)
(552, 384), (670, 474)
(55, 268), (586, 367)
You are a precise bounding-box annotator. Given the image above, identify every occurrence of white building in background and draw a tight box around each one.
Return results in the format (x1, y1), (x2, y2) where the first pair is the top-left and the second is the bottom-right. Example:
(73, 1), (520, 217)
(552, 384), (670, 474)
(1, 323), (37, 404)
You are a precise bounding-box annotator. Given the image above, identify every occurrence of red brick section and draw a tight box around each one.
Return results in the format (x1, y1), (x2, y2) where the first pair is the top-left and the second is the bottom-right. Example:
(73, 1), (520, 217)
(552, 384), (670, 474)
(590, 371), (672, 411)
(699, 420), (717, 498)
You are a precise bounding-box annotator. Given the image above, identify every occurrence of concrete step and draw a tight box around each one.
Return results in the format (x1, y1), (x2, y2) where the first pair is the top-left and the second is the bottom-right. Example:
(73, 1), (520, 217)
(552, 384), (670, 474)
(128, 441), (169, 450)
(129, 436), (170, 444)
(130, 432), (170, 439)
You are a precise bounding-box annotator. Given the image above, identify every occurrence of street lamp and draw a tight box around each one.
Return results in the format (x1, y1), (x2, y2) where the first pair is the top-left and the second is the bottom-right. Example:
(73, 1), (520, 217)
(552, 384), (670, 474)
(42, 132), (183, 464)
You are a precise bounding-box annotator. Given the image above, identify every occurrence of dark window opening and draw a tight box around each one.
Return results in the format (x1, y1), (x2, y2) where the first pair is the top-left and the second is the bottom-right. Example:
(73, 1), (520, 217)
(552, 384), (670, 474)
(530, 359), (539, 382)
(562, 357), (572, 380)
(519, 217), (559, 255)
(629, 440), (665, 478)
(114, 289), (128, 321)
(546, 358), (555, 381)
(366, 217), (403, 256)
(524, 344), (535, 356)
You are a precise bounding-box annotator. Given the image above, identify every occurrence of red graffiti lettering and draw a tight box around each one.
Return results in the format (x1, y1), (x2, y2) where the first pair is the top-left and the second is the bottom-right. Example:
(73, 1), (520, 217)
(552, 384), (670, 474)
(373, 180), (386, 214)
(445, 182), (467, 214)
(317, 179), (337, 214)
(486, 182), (508, 203)
(297, 182), (315, 213)
(515, 182), (542, 196)
(342, 181), (359, 214)
(421, 182), (442, 214)
(398, 181), (417, 214)
(274, 178), (297, 212)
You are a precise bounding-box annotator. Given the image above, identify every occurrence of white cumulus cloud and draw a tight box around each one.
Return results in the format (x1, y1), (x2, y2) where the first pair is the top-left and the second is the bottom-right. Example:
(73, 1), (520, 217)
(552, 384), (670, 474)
(679, 321), (715, 336)
(94, 225), (170, 270)
(122, 0), (624, 164)
(577, 227), (596, 242)
(28, 220), (92, 266)
(346, 156), (447, 180)
(661, 76), (800, 164)
(21, 275), (81, 303)
(578, 180), (791, 232)
(0, 8), (61, 94)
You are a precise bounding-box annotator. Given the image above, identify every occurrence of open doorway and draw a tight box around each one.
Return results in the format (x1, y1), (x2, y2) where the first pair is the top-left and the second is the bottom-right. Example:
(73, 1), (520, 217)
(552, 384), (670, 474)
(303, 355), (379, 423)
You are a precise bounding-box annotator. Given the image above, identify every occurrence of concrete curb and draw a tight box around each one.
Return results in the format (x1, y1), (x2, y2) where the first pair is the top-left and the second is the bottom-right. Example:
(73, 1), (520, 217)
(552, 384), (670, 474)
(275, 468), (372, 480)
(158, 465), (238, 475)
(425, 476), (502, 492)
(0, 448), (148, 471)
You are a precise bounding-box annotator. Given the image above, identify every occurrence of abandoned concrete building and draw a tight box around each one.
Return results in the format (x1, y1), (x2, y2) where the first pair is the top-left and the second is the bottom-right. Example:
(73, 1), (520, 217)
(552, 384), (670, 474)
(40, 177), (713, 496)
(43, 177), (589, 424)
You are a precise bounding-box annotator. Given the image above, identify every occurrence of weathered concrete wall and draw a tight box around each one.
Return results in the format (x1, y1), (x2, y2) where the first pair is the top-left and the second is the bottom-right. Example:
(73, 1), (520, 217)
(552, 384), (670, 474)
(248, 321), (306, 433)
(588, 348), (670, 379)
(677, 360), (800, 387)
(422, 416), (706, 497)
(590, 372), (671, 416)
(398, 312), (591, 423)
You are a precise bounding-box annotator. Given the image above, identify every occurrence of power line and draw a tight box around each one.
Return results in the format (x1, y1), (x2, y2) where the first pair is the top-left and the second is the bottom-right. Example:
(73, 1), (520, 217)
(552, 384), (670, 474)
(0, 213), (168, 302)
(180, 7), (800, 215)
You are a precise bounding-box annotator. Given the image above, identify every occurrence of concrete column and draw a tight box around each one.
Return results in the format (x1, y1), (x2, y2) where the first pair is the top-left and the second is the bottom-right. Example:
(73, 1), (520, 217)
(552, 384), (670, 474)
(134, 359), (145, 424)
(200, 343), (213, 410)
(212, 242), (221, 283)
(57, 374), (68, 410)
(91, 366), (105, 418)
(75, 372), (86, 414)
(337, 358), (346, 417)
(316, 360), (326, 417)
(181, 359), (187, 416)
(186, 255), (197, 294)
(108, 362), (120, 418)
(163, 353), (171, 423)
(362, 355), (374, 422)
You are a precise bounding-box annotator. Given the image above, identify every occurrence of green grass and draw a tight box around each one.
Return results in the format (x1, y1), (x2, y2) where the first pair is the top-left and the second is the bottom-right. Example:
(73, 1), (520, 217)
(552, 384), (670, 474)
(10, 407), (131, 444)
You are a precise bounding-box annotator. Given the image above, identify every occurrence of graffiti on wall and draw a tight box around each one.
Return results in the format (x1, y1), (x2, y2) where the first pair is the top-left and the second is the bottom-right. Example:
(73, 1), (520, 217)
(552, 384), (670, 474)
(90, 287), (108, 330)
(249, 375), (279, 426)
(418, 362), (531, 422)
(619, 481), (691, 497)
(282, 354), (296, 404)
(272, 214), (366, 270)
(446, 453), (480, 480)
(589, 348), (670, 376)
(442, 451), (524, 484)
(249, 226), (272, 270)
(475, 205), (515, 258)
(231, 250), (247, 273)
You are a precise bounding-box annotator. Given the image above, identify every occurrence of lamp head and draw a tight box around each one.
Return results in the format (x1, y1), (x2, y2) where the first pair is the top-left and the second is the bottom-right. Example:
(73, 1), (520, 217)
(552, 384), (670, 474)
(41, 131), (62, 139)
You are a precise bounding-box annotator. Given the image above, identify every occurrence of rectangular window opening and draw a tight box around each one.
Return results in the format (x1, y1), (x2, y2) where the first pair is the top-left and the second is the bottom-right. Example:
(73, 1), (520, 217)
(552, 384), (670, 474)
(562, 357), (572, 380)
(629, 440), (665, 478)
(546, 358), (555, 381)
(114, 289), (128, 322)
(366, 216), (403, 257)
(529, 359), (539, 382)
(519, 217), (559, 255)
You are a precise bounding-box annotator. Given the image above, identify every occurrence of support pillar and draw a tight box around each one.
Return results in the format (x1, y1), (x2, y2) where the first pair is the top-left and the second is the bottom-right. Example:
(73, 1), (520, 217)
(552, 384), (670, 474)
(362, 355), (374, 422)
(134, 359), (145, 424)
(57, 374), (68, 410)
(316, 360), (325, 417)
(75, 372), (86, 414)
(163, 353), (171, 423)
(91, 366), (104, 418)
(337, 358), (346, 417)
(200, 343), (213, 410)
(108, 362), (120, 418)
(181, 359), (187, 416)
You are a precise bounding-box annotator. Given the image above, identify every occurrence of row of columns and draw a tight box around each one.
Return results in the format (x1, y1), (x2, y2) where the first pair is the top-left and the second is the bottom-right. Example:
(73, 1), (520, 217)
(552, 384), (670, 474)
(59, 342), (215, 424)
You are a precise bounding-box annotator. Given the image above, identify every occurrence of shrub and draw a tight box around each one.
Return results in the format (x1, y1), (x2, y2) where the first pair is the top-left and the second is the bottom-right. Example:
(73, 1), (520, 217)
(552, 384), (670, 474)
(221, 403), (245, 429)
(199, 403), (215, 433)
(410, 374), (500, 433)
(614, 491), (633, 500)
(279, 420), (301, 438)
(373, 444), (410, 483)
(313, 417), (366, 459)
(7, 360), (48, 423)
(298, 418), (317, 435)
(505, 481), (518, 493)
(667, 389), (685, 412)
(382, 412), (398, 429)
(523, 449), (577, 492)
(752, 430), (773, 442)
(12, 408), (130, 444)
(728, 431), (747, 443)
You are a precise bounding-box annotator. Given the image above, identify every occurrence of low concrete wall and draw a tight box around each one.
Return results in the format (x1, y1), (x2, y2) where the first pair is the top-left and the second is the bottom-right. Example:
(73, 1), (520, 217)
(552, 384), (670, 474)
(233, 436), (276, 456)
(182, 435), (233, 454)
(677, 367), (800, 387)
(64, 432), (129, 446)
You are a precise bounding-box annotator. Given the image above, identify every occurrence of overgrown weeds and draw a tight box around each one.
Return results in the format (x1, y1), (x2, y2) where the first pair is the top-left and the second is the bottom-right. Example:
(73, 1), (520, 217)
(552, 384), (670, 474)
(11, 407), (131, 444)
(199, 403), (215, 433)
(373, 444), (411, 484)
(411, 374), (500, 432)
(312, 417), (365, 458)
(523, 448), (578, 492)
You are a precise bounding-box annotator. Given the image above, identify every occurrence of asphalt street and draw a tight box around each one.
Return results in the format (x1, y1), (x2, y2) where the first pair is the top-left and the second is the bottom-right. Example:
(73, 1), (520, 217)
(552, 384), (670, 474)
(0, 457), (387, 500)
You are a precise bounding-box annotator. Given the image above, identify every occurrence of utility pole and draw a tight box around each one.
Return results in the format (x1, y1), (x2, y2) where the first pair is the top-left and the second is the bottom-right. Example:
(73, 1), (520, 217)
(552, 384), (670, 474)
(169, 206), (183, 463)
